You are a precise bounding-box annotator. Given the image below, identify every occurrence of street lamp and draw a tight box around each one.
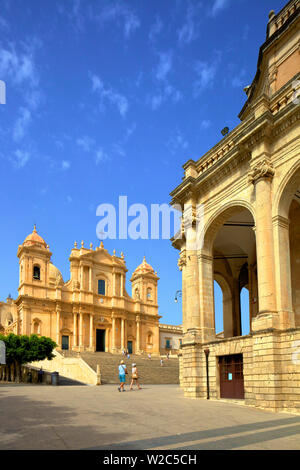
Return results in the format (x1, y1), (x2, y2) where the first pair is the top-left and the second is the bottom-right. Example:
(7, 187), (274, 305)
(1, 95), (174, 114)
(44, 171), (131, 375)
(174, 290), (182, 303)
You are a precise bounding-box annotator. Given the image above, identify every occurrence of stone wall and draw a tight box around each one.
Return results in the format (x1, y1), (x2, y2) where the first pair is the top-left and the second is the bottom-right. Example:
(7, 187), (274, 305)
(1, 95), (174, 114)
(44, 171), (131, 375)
(30, 350), (98, 385)
(181, 328), (300, 413)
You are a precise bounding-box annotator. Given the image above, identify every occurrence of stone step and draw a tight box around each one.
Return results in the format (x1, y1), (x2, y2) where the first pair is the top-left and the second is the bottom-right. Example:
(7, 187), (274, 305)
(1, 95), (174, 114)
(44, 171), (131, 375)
(57, 351), (179, 384)
(81, 352), (179, 384)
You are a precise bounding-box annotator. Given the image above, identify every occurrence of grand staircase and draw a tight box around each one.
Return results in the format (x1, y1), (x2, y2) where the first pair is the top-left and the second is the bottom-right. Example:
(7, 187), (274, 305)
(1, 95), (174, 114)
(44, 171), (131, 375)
(60, 351), (179, 385)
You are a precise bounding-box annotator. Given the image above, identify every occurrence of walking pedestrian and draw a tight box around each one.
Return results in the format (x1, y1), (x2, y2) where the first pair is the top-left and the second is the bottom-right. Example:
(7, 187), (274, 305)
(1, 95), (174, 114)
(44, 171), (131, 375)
(160, 358), (163, 367)
(118, 360), (127, 392)
(37, 367), (44, 383)
(148, 353), (151, 360)
(129, 363), (141, 390)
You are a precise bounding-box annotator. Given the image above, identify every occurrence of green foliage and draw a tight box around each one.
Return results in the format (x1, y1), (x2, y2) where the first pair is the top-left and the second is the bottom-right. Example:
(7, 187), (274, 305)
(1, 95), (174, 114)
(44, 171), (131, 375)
(0, 334), (57, 365)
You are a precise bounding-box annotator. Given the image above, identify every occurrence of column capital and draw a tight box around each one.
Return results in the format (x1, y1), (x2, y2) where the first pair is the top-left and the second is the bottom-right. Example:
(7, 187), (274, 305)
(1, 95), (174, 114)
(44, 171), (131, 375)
(248, 159), (275, 184)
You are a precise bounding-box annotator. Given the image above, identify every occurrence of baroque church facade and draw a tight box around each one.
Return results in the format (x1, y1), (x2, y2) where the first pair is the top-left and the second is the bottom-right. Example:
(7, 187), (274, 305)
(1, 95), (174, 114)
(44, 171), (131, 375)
(0, 225), (170, 355)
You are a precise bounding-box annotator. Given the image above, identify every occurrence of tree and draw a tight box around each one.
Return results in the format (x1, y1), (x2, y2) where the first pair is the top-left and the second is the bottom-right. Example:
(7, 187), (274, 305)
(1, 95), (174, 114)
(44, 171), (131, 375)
(0, 334), (57, 383)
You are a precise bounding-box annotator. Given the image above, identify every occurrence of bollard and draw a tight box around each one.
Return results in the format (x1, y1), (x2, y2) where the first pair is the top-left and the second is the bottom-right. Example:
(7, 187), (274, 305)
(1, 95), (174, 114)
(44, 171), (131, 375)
(51, 371), (59, 386)
(96, 364), (101, 385)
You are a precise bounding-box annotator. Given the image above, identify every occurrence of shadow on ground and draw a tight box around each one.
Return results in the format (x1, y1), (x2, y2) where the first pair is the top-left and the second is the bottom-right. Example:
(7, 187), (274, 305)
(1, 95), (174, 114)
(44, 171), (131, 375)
(86, 416), (300, 450)
(0, 387), (125, 450)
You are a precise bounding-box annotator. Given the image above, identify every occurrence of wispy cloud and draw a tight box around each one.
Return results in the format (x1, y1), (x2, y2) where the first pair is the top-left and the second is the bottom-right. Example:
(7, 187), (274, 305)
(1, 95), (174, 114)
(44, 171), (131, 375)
(98, 2), (140, 39)
(90, 73), (129, 117)
(200, 119), (212, 130)
(149, 16), (163, 43)
(149, 52), (182, 110)
(0, 43), (38, 87)
(178, 3), (201, 46)
(231, 69), (247, 88)
(13, 107), (31, 142)
(58, 0), (85, 32)
(95, 148), (109, 165)
(62, 160), (71, 170)
(12, 149), (30, 169)
(193, 58), (220, 96)
(210, 0), (231, 17)
(148, 85), (182, 111)
(167, 129), (189, 155)
(0, 16), (9, 30)
(0, 40), (42, 147)
(76, 136), (95, 152)
(155, 51), (173, 81)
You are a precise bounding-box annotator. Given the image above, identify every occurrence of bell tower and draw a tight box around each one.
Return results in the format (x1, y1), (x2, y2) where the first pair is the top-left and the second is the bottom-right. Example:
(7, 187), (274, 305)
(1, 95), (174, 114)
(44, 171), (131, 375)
(130, 257), (159, 307)
(17, 225), (52, 296)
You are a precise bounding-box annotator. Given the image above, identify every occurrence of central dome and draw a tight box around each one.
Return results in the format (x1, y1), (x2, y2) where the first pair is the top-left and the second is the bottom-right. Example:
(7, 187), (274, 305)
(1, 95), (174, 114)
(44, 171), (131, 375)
(49, 262), (64, 285)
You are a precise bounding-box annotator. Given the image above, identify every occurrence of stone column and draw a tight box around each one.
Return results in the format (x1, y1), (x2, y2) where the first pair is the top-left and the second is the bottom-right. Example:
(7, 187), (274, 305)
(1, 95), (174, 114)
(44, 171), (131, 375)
(89, 267), (92, 292)
(121, 318), (125, 350)
(136, 317), (140, 353)
(273, 215), (295, 329)
(73, 312), (77, 348)
(112, 316), (116, 352)
(113, 272), (116, 297)
(249, 160), (277, 330)
(178, 249), (187, 334)
(22, 305), (30, 335)
(120, 274), (124, 297)
(198, 253), (215, 342)
(80, 264), (84, 290)
(232, 277), (242, 337)
(56, 306), (61, 347)
(89, 314), (94, 350)
(79, 312), (83, 349)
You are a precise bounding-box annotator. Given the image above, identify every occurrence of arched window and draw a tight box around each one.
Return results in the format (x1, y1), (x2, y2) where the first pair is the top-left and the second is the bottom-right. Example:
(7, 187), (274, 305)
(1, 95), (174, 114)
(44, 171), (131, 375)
(147, 333), (153, 344)
(33, 321), (41, 335)
(33, 265), (40, 280)
(98, 279), (105, 295)
(147, 287), (152, 300)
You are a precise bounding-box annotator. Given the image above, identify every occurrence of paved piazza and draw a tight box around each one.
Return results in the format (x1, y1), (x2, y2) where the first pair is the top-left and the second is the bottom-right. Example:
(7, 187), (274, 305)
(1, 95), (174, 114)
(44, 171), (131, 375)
(1, 383), (300, 450)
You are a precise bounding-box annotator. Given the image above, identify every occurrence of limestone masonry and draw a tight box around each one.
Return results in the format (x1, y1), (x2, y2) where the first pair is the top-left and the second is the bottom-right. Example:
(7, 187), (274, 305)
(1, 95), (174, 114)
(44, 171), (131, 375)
(171, 0), (300, 413)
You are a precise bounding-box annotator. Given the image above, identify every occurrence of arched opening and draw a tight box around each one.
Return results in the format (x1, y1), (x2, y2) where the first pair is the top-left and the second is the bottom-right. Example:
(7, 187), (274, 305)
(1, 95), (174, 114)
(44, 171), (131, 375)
(147, 287), (152, 300)
(33, 318), (41, 335)
(275, 163), (300, 327)
(214, 280), (223, 336)
(5, 313), (13, 326)
(240, 287), (250, 336)
(207, 205), (256, 338)
(33, 265), (41, 280)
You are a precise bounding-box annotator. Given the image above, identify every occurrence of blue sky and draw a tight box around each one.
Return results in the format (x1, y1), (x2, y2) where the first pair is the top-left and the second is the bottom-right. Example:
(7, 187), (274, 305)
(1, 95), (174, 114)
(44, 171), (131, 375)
(0, 0), (287, 329)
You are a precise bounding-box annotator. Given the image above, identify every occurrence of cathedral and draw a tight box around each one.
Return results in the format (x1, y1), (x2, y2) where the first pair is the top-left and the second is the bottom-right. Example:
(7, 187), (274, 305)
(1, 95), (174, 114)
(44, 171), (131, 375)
(0, 225), (177, 355)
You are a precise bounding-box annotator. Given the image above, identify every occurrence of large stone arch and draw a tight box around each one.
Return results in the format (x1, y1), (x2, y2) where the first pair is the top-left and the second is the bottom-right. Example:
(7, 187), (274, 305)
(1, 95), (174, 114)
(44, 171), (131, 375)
(273, 158), (300, 219)
(201, 200), (255, 256)
(272, 159), (300, 327)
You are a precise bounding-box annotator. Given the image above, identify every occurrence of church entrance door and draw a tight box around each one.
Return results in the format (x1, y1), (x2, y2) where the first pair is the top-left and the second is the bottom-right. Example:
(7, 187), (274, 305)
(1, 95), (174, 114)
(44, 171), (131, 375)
(96, 329), (106, 352)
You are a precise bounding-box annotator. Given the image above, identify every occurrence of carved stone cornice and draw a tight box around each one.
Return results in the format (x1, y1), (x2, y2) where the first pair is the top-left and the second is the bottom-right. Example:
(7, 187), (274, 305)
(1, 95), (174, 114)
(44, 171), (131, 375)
(272, 215), (290, 228)
(248, 159), (275, 184)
